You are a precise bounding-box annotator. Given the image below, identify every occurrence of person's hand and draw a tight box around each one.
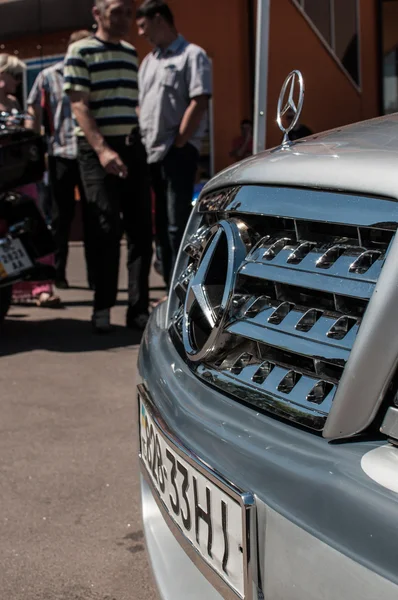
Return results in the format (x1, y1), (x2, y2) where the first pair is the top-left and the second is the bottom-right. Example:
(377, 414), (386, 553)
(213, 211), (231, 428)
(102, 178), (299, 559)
(174, 134), (186, 149)
(98, 147), (128, 178)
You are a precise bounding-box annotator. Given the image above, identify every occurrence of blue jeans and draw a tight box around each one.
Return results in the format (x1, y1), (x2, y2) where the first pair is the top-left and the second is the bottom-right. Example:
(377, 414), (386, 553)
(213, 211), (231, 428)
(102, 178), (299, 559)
(150, 143), (199, 287)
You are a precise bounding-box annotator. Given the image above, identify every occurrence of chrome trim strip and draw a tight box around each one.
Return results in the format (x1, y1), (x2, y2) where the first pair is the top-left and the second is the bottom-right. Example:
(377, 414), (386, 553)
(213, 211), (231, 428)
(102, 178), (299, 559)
(138, 384), (257, 600)
(197, 366), (334, 431)
(234, 305), (358, 352)
(227, 320), (349, 365)
(247, 244), (383, 284)
(217, 186), (398, 226)
(240, 261), (374, 300)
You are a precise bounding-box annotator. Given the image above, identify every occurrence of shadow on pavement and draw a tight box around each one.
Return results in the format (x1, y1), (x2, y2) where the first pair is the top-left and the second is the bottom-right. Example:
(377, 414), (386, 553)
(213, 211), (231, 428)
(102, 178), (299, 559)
(63, 298), (163, 308)
(0, 317), (143, 356)
(67, 285), (165, 293)
(63, 299), (129, 308)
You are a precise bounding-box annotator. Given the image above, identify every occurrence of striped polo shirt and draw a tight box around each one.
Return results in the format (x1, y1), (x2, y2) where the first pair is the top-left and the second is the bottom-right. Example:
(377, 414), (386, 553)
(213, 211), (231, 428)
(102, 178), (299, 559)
(63, 35), (138, 137)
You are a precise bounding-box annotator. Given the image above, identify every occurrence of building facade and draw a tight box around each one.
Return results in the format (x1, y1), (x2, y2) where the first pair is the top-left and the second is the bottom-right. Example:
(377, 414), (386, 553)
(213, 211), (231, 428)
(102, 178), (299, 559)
(0, 0), (395, 173)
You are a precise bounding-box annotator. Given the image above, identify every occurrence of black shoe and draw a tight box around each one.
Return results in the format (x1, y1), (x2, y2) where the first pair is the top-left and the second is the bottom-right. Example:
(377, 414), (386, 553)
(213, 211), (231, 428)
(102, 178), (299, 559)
(55, 278), (69, 290)
(92, 309), (111, 334)
(126, 307), (149, 331)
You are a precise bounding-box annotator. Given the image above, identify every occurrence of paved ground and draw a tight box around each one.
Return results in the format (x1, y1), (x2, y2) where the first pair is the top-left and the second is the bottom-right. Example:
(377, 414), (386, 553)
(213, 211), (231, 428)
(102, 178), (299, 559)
(0, 243), (163, 600)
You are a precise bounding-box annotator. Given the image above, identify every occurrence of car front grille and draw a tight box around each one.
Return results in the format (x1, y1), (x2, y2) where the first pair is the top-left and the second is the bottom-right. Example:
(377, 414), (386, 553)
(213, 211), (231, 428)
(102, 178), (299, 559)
(169, 186), (398, 433)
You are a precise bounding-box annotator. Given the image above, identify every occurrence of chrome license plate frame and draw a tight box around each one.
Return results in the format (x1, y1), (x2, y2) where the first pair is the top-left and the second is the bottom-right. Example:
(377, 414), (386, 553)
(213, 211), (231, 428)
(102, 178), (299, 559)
(138, 384), (256, 600)
(0, 238), (32, 280)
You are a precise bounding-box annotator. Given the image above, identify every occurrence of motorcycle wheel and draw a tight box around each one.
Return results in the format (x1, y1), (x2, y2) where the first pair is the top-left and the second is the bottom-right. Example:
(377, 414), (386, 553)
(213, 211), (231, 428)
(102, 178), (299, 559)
(0, 285), (12, 323)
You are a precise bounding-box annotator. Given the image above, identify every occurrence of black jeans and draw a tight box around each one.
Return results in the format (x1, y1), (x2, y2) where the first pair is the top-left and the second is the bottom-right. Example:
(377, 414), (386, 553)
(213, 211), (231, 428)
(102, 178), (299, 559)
(150, 143), (199, 287)
(77, 137), (153, 314)
(48, 156), (94, 284)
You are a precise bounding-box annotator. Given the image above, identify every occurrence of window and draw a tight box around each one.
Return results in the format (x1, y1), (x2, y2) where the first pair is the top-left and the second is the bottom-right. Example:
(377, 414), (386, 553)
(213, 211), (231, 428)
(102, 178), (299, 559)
(304, 0), (332, 46)
(294, 0), (359, 86)
(381, 0), (398, 115)
(0, 0), (93, 39)
(334, 0), (359, 84)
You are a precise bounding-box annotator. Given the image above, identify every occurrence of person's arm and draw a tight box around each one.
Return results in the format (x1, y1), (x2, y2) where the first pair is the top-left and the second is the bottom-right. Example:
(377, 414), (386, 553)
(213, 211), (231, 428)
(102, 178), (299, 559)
(26, 104), (42, 132)
(25, 71), (44, 131)
(64, 47), (127, 177)
(175, 48), (212, 148)
(175, 95), (209, 148)
(69, 91), (127, 178)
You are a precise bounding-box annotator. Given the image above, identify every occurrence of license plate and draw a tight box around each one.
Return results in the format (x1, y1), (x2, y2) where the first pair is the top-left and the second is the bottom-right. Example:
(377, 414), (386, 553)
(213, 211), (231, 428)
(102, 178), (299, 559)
(0, 238), (32, 279)
(138, 388), (255, 600)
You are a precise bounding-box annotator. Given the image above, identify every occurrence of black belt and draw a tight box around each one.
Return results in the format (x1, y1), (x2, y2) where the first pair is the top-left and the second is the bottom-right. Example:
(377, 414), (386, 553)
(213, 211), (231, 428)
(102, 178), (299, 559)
(106, 128), (141, 148)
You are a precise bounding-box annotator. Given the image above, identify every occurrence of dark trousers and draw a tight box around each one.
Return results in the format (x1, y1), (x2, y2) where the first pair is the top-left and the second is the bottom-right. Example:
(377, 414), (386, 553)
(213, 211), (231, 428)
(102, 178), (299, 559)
(150, 143), (199, 287)
(48, 156), (94, 284)
(77, 137), (153, 313)
(37, 180), (52, 225)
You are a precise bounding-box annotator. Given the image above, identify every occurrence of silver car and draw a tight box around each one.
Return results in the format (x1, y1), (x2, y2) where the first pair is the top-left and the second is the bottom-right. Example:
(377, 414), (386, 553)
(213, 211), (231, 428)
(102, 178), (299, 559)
(137, 97), (398, 599)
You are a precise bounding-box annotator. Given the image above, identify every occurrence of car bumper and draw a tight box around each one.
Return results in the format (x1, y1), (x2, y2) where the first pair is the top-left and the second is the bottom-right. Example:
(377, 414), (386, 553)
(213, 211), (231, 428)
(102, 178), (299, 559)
(141, 476), (224, 600)
(137, 302), (398, 600)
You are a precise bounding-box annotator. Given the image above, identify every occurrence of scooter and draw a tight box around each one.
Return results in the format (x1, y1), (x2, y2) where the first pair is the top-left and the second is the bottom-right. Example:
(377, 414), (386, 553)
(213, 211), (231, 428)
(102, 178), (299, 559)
(0, 112), (55, 323)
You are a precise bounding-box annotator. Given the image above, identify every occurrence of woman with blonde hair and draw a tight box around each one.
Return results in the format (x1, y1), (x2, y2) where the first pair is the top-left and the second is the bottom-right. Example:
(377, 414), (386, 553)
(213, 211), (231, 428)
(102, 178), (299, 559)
(0, 53), (61, 307)
(0, 53), (24, 113)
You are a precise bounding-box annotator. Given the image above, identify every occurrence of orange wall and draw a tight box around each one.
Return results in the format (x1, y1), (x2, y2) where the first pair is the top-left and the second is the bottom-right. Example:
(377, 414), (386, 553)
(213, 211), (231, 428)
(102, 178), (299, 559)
(266, 0), (379, 149)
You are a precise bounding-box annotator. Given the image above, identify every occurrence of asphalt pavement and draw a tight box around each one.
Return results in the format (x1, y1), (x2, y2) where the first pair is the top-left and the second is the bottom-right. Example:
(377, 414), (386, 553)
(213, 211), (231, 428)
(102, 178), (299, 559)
(0, 243), (163, 600)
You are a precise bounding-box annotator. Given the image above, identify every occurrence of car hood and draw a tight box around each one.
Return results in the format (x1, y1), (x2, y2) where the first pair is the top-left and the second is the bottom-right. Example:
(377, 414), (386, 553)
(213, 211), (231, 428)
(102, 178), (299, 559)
(205, 114), (398, 201)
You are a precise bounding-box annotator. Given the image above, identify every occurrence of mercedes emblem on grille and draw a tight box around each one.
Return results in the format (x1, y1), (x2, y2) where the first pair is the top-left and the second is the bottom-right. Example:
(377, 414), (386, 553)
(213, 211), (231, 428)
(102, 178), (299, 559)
(182, 219), (250, 363)
(277, 69), (305, 145)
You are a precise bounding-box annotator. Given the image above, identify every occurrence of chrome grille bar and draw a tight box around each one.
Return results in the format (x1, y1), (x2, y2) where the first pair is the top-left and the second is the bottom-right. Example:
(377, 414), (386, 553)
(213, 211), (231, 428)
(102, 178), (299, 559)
(246, 240), (385, 283)
(233, 300), (359, 351)
(228, 320), (350, 365)
(240, 261), (374, 300)
(197, 363), (336, 431)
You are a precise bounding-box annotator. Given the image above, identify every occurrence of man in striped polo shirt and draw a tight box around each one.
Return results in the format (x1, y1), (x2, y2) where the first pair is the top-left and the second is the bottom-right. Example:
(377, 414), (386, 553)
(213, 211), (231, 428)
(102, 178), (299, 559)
(64, 0), (152, 333)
